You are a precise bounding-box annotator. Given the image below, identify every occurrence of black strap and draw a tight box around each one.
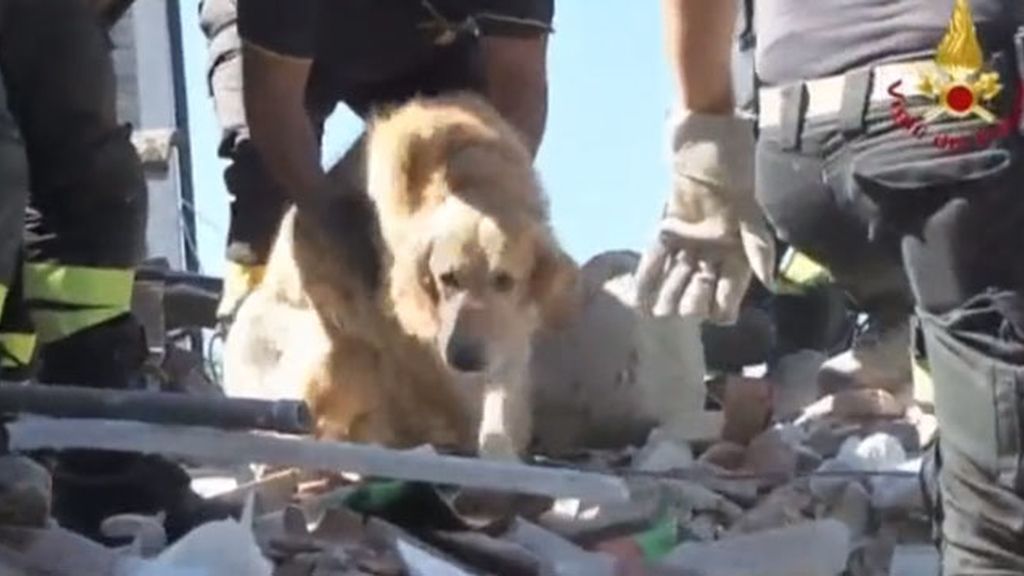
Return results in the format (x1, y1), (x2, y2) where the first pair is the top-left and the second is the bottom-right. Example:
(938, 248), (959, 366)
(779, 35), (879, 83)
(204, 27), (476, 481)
(738, 0), (756, 52)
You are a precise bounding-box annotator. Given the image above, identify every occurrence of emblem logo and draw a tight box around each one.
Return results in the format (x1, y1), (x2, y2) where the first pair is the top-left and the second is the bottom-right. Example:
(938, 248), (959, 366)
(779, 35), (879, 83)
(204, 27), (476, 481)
(887, 0), (1022, 149)
(917, 0), (1002, 123)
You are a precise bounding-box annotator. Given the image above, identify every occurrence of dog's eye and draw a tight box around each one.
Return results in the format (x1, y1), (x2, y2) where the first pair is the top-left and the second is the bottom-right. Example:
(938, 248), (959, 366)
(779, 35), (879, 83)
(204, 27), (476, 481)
(439, 271), (460, 289)
(492, 271), (515, 292)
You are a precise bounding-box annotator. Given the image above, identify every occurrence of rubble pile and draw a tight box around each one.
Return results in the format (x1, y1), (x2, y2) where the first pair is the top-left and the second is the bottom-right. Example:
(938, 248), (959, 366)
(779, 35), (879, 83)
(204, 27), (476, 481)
(0, 251), (942, 575)
(0, 374), (940, 576)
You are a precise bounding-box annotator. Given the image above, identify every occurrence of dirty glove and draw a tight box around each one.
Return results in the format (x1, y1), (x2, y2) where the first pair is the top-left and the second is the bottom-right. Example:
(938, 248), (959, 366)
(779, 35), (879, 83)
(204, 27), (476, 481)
(635, 111), (775, 324)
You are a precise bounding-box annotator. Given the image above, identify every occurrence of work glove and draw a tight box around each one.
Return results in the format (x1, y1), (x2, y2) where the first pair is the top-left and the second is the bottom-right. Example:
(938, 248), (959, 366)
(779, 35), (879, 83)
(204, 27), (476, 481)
(635, 111), (775, 325)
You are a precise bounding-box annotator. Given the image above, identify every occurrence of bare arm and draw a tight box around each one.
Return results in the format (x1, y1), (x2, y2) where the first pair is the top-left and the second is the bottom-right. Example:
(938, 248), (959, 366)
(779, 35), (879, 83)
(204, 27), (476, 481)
(241, 41), (325, 206)
(480, 35), (549, 157)
(661, 0), (737, 114)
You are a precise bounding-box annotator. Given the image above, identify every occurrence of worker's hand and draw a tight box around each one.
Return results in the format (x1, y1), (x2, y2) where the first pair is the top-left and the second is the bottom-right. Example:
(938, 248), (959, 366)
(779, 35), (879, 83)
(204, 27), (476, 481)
(635, 111), (775, 325)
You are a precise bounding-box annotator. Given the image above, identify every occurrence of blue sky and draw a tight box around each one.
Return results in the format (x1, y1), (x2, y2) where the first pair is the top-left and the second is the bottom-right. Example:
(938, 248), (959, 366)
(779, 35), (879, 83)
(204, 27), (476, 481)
(178, 2), (673, 276)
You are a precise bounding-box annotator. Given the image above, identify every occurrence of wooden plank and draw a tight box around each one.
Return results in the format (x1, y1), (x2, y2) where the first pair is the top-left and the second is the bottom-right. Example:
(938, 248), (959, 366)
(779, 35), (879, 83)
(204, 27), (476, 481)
(6, 418), (630, 503)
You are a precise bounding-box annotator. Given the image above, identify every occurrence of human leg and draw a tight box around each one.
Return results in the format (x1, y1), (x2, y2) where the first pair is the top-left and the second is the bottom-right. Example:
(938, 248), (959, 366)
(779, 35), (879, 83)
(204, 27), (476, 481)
(0, 63), (31, 379)
(2, 0), (231, 541)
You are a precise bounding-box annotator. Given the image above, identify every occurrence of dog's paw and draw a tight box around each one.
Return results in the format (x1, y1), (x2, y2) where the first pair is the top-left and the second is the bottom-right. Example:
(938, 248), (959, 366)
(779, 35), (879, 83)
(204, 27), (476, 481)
(478, 432), (521, 461)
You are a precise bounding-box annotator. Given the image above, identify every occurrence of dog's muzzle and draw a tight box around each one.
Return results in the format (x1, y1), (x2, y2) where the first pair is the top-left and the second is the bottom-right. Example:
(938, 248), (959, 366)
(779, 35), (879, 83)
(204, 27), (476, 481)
(445, 339), (486, 373)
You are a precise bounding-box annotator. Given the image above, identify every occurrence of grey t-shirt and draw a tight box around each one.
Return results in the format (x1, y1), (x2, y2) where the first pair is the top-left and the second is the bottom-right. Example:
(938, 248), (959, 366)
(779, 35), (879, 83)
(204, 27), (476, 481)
(755, 0), (1022, 86)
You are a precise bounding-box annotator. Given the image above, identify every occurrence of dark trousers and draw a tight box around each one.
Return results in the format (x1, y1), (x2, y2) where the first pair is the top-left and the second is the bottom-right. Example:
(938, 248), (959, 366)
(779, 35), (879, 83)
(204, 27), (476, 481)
(0, 0), (203, 544)
(0, 0), (147, 361)
(199, 0), (486, 266)
(757, 54), (1024, 572)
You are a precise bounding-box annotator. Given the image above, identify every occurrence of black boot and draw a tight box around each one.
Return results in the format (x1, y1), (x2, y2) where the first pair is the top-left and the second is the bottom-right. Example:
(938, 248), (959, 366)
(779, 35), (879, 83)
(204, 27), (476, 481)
(38, 314), (237, 543)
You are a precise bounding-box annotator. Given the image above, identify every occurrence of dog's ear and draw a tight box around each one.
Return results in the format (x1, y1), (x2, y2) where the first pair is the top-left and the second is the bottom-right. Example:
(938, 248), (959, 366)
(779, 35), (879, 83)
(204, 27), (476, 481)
(414, 237), (439, 305)
(530, 232), (582, 330)
(390, 236), (440, 339)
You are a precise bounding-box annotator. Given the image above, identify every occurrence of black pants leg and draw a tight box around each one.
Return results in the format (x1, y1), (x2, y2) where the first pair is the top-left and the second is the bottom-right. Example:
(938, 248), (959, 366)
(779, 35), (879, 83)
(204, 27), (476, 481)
(0, 63), (32, 376)
(757, 68), (1024, 571)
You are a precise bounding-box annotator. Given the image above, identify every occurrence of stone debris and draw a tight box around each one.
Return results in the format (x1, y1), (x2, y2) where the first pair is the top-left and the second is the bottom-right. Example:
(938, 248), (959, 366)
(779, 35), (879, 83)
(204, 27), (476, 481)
(720, 377), (773, 446)
(0, 252), (942, 575)
(663, 519), (852, 576)
(0, 455), (51, 528)
(0, 381), (938, 575)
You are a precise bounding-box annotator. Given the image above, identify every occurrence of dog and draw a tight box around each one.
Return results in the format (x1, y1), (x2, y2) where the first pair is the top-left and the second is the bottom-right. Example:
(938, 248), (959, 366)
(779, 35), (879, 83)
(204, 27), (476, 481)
(223, 92), (580, 458)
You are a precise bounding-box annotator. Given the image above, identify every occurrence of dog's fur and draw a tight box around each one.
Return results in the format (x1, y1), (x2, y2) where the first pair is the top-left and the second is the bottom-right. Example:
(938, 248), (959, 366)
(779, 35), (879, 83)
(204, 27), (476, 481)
(223, 93), (579, 458)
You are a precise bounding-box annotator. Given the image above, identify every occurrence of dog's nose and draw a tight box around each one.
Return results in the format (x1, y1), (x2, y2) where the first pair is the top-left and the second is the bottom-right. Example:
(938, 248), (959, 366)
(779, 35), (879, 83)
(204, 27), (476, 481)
(447, 342), (486, 373)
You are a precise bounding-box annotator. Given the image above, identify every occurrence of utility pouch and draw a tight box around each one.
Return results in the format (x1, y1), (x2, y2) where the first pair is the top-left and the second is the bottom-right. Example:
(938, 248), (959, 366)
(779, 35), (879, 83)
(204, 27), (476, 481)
(918, 290), (1024, 492)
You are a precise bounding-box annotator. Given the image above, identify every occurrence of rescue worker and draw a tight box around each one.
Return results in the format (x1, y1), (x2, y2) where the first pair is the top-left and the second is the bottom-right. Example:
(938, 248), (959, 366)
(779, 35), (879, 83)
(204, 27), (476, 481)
(0, 0), (224, 542)
(637, 0), (1024, 571)
(200, 0), (554, 321)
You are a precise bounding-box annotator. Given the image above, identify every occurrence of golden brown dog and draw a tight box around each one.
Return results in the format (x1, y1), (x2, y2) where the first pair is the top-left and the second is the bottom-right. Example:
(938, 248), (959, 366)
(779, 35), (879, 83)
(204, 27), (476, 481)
(223, 92), (579, 458)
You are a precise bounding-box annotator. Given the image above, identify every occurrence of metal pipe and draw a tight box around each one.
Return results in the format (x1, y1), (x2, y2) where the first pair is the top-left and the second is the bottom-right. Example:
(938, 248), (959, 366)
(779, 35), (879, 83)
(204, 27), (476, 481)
(0, 383), (311, 435)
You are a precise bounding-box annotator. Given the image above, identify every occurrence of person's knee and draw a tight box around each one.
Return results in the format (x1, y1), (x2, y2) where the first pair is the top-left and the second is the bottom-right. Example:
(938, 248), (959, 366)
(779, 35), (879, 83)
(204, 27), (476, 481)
(57, 127), (148, 267)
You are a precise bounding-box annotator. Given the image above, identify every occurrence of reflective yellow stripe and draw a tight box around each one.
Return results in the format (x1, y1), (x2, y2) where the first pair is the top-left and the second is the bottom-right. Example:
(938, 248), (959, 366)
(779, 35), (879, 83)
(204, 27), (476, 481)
(225, 262), (266, 292)
(0, 332), (36, 367)
(23, 263), (134, 309)
(217, 262), (266, 318)
(30, 307), (125, 344)
(912, 355), (934, 409)
(22, 263), (134, 343)
(0, 284), (7, 316)
(775, 249), (833, 294)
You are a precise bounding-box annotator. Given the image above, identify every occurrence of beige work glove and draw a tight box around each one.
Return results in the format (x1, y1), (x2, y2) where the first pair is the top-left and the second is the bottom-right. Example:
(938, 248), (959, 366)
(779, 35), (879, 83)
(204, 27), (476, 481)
(635, 111), (775, 325)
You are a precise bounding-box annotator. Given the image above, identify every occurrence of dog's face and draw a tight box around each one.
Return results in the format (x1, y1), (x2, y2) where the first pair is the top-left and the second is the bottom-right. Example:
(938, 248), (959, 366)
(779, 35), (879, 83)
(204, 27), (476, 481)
(414, 199), (579, 374)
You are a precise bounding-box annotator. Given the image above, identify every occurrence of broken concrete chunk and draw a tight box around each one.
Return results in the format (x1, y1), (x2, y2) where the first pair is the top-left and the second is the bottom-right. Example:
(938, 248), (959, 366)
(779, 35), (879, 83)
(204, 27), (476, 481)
(721, 377), (773, 445)
(825, 482), (871, 539)
(837, 433), (907, 473)
(396, 538), (477, 576)
(832, 389), (907, 420)
(538, 487), (663, 546)
(809, 459), (860, 503)
(806, 422), (864, 459)
(503, 519), (617, 576)
(744, 428), (799, 483)
(728, 482), (813, 535)
(685, 465), (761, 506)
(870, 459), (924, 512)
(889, 545), (939, 576)
(681, 514), (719, 542)
(797, 389), (905, 425)
(661, 480), (744, 526)
(697, 442), (748, 471)
(0, 456), (51, 528)
(847, 537), (896, 576)
(663, 519), (852, 576)
(634, 429), (694, 472)
(530, 250), (708, 452)
(430, 530), (541, 575)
